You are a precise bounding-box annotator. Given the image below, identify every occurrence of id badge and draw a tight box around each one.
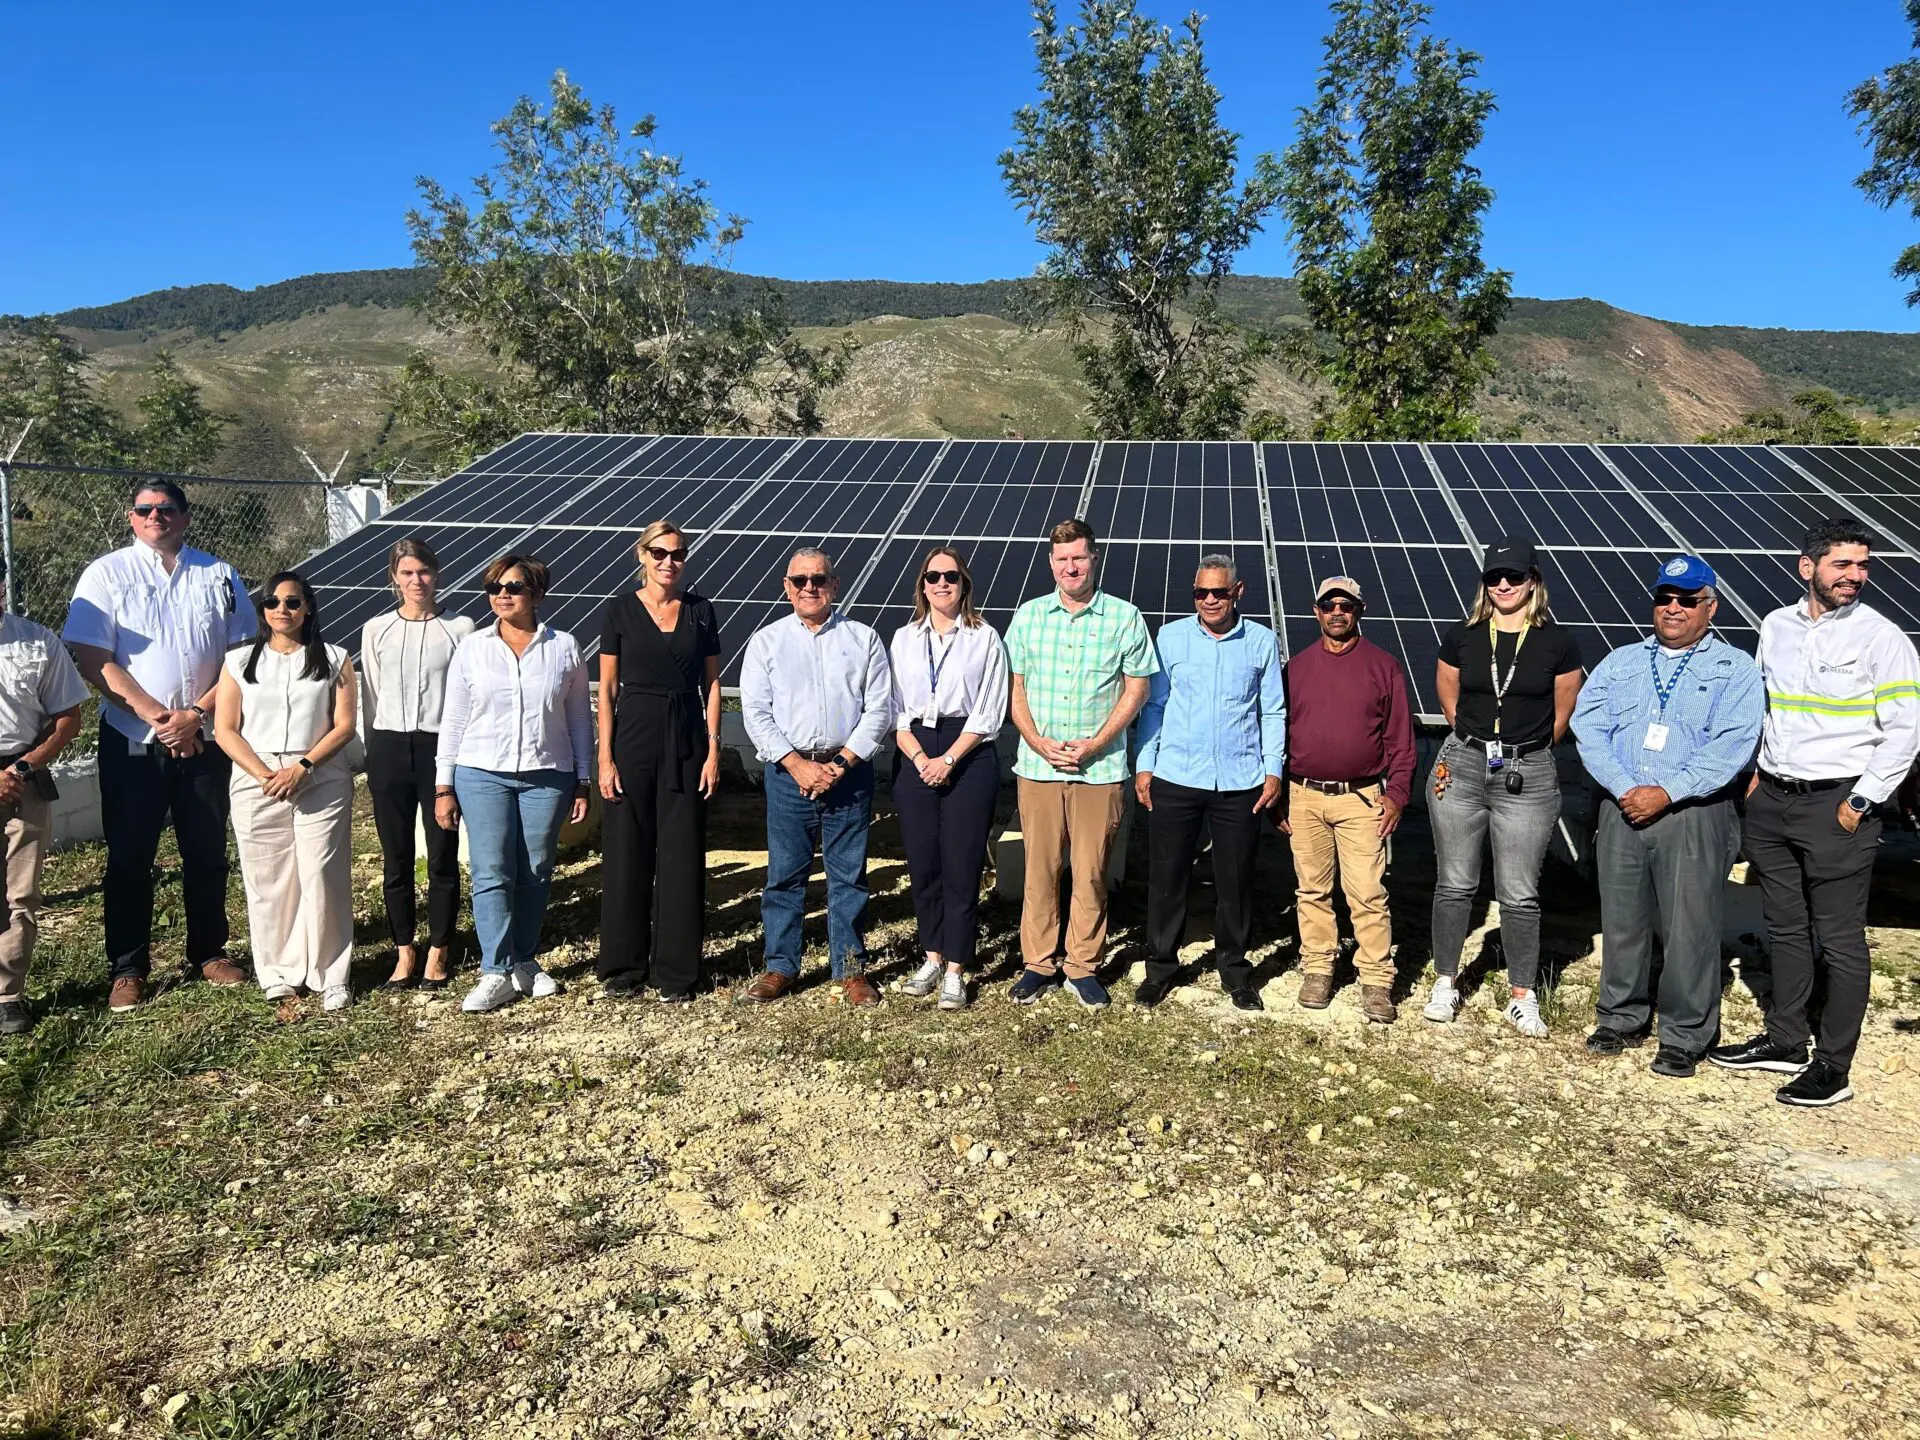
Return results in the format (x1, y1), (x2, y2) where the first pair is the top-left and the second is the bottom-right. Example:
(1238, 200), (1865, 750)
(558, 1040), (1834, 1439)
(921, 705), (938, 729)
(1643, 723), (1669, 752)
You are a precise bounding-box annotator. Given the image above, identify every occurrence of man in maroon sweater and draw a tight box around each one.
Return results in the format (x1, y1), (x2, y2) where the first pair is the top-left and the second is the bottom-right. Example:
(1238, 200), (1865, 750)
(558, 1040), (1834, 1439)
(1280, 577), (1417, 1022)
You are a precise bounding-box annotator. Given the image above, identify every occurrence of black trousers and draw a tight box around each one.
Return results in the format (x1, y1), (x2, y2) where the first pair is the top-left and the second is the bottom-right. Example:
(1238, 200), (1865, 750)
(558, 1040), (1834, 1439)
(366, 728), (461, 950)
(893, 719), (998, 970)
(597, 695), (706, 991)
(1144, 777), (1262, 990)
(99, 726), (232, 981)
(1746, 779), (1881, 1072)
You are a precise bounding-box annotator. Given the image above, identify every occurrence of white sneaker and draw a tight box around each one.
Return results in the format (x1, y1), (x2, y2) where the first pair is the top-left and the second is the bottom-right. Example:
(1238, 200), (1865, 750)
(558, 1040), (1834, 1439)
(1504, 989), (1549, 1039)
(261, 983), (297, 1002)
(902, 958), (943, 997)
(322, 985), (351, 1012)
(937, 971), (969, 1011)
(463, 973), (518, 1013)
(1422, 976), (1459, 1024)
(511, 963), (559, 999)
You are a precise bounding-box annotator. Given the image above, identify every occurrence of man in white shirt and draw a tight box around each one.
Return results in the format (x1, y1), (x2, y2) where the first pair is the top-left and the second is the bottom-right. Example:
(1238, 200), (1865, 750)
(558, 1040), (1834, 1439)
(0, 556), (90, 1034)
(63, 480), (258, 1012)
(1708, 519), (1920, 1106)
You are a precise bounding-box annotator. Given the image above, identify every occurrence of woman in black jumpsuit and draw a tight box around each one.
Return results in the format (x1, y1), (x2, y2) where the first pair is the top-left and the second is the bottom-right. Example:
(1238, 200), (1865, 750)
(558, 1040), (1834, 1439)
(596, 521), (723, 1000)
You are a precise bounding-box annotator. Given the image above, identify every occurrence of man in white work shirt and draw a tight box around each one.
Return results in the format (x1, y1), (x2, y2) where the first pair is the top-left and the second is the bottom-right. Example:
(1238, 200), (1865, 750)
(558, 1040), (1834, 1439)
(0, 555), (90, 1035)
(1708, 519), (1920, 1106)
(63, 480), (258, 1013)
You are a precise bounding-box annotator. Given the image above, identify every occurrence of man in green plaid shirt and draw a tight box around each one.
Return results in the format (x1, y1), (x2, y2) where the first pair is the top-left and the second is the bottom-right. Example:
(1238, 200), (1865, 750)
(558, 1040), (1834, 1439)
(1005, 518), (1158, 1010)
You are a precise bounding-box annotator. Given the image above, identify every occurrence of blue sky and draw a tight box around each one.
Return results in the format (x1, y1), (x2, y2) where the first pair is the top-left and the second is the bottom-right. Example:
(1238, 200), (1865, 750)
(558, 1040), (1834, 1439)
(3, 0), (1916, 331)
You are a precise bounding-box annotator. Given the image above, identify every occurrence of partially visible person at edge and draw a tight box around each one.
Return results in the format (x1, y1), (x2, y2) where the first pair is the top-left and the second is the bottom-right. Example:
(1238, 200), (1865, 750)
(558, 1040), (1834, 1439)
(0, 553), (88, 1036)
(1425, 538), (1584, 1038)
(1279, 575), (1416, 1022)
(1573, 557), (1764, 1079)
(1133, 555), (1285, 1012)
(434, 556), (592, 1015)
(360, 538), (475, 992)
(596, 520), (723, 1003)
(214, 573), (360, 1010)
(890, 547), (1010, 1013)
(63, 479), (258, 1013)
(1005, 518), (1157, 1011)
(739, 548), (893, 1007)
(1708, 520), (1920, 1106)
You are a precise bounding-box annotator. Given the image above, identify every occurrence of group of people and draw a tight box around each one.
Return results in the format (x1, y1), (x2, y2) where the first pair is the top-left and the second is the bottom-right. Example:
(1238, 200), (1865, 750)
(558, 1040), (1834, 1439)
(1, 481), (1915, 1107)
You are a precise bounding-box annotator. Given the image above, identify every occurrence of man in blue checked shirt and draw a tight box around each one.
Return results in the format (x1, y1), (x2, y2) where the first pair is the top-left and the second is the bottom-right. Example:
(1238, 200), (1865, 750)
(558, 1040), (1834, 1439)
(1571, 556), (1764, 1079)
(1133, 555), (1286, 1010)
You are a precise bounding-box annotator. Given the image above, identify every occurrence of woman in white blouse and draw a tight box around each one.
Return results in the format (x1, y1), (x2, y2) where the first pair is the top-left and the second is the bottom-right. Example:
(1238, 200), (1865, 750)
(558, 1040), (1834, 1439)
(360, 537), (475, 991)
(434, 554), (592, 1015)
(889, 547), (1010, 1011)
(213, 572), (360, 1009)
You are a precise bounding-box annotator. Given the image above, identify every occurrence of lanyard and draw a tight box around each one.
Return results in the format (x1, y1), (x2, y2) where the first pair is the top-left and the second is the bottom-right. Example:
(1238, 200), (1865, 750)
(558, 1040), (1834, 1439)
(925, 626), (956, 707)
(1488, 619), (1529, 738)
(1648, 641), (1699, 717)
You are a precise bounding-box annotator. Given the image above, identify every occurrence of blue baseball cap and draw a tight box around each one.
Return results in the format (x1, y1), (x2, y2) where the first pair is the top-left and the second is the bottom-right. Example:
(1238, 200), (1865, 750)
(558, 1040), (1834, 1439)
(1652, 555), (1716, 594)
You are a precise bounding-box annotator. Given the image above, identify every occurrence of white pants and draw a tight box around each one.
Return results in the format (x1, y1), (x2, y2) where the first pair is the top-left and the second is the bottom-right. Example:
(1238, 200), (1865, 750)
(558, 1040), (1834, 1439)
(230, 755), (354, 992)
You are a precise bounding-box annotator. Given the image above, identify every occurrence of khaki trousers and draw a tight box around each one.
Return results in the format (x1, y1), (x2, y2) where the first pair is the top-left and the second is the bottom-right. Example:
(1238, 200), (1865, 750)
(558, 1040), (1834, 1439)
(230, 756), (354, 992)
(0, 790), (52, 1003)
(1287, 781), (1394, 986)
(1017, 777), (1124, 979)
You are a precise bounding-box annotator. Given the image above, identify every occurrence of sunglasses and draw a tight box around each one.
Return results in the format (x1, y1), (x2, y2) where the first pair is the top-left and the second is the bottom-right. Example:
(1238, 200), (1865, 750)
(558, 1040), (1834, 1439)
(646, 546), (689, 564)
(924, 569), (963, 586)
(132, 503), (182, 519)
(485, 580), (529, 597)
(1654, 592), (1708, 609)
(787, 574), (832, 590)
(261, 595), (304, 612)
(1192, 586), (1236, 601)
(1315, 598), (1359, 614)
(1484, 570), (1529, 589)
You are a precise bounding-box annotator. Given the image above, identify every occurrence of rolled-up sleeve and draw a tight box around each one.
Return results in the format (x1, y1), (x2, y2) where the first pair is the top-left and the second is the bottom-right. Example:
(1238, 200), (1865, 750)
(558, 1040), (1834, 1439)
(965, 627), (1010, 740)
(740, 628), (792, 764)
(848, 628), (894, 760)
(435, 644), (474, 786)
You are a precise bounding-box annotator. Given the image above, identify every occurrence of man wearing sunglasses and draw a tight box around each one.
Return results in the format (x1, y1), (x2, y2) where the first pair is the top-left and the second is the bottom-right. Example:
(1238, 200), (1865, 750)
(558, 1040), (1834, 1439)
(1571, 556), (1764, 1079)
(64, 480), (258, 1013)
(1133, 556), (1285, 1010)
(739, 547), (894, 1007)
(1279, 577), (1415, 1022)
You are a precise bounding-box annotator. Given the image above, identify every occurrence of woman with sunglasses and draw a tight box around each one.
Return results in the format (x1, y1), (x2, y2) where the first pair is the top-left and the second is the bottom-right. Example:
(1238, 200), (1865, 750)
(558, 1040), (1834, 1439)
(889, 548), (1009, 1011)
(435, 555), (592, 1014)
(361, 537), (475, 992)
(1424, 537), (1584, 1037)
(595, 520), (723, 1001)
(213, 573), (359, 1009)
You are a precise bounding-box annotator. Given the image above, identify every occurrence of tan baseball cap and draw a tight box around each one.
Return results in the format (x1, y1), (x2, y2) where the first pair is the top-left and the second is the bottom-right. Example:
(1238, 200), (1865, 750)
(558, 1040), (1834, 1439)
(1315, 575), (1362, 602)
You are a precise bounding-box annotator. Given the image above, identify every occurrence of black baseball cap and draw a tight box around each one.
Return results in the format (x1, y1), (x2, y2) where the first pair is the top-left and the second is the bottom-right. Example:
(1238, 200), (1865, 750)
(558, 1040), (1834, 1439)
(1481, 537), (1539, 578)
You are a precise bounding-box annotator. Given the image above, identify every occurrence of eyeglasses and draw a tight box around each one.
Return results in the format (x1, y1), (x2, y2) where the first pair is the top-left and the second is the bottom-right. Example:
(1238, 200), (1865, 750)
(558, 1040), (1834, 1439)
(787, 574), (832, 590)
(132, 503), (182, 519)
(484, 580), (529, 597)
(1654, 592), (1708, 609)
(923, 569), (963, 586)
(1484, 570), (1528, 589)
(1192, 586), (1235, 601)
(645, 546), (689, 564)
(261, 595), (304, 612)
(1315, 598), (1359, 614)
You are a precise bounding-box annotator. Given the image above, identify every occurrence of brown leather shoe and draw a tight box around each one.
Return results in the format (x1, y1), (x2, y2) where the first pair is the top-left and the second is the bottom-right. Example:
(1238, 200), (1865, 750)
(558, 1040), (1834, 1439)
(1296, 972), (1336, 1010)
(1360, 984), (1398, 1024)
(199, 958), (249, 987)
(742, 970), (796, 1003)
(840, 975), (882, 1008)
(109, 976), (146, 1013)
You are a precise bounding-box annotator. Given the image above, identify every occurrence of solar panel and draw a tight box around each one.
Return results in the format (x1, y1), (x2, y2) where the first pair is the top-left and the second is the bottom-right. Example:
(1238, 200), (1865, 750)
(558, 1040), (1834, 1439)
(1776, 445), (1920, 558)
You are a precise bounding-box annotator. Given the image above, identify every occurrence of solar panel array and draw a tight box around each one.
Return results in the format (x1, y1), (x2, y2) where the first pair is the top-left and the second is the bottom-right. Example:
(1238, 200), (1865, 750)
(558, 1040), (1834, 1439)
(304, 434), (1920, 723)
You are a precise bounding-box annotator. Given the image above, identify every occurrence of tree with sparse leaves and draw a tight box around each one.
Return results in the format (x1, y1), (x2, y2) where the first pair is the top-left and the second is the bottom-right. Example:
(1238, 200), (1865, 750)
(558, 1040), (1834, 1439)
(1000, 1), (1283, 440)
(395, 71), (853, 471)
(1698, 389), (1868, 446)
(1281, 0), (1511, 440)
(1849, 2), (1920, 306)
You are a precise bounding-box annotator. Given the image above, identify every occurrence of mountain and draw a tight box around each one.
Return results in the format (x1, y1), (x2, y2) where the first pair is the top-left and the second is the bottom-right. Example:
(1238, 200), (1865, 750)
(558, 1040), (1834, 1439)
(28, 268), (1920, 477)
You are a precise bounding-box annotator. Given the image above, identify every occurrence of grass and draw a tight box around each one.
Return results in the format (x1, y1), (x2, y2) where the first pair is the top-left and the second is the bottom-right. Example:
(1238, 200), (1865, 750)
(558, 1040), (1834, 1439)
(1649, 1366), (1753, 1422)
(173, 1361), (359, 1440)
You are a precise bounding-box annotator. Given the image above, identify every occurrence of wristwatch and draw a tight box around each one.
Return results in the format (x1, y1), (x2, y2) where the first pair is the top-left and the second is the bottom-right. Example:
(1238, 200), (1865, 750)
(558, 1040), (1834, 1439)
(1846, 793), (1872, 815)
(828, 753), (850, 772)
(941, 753), (957, 769)
(297, 757), (314, 772)
(10, 760), (31, 778)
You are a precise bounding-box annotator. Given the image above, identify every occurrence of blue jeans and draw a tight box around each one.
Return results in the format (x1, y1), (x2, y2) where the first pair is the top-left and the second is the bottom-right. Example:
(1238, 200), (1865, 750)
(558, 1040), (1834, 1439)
(454, 766), (574, 975)
(762, 760), (874, 978)
(1427, 736), (1561, 988)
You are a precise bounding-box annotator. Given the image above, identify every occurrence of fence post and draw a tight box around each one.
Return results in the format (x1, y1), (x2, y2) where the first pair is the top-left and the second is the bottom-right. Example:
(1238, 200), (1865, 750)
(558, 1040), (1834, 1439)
(0, 461), (14, 615)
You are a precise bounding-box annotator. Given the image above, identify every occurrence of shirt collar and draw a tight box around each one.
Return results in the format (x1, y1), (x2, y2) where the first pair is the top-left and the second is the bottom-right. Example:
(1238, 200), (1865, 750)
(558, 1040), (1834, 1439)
(1189, 613), (1244, 641)
(792, 609), (841, 635)
(1796, 597), (1857, 626)
(1047, 588), (1106, 616)
(1642, 630), (1718, 656)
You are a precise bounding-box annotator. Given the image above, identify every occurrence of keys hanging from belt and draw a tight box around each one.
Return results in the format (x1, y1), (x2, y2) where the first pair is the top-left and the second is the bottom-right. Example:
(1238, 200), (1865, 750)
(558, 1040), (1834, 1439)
(1431, 760), (1450, 799)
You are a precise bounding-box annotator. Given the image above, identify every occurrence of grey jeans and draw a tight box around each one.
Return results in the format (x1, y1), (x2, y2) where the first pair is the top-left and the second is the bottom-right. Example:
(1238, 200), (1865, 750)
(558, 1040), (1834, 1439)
(1428, 736), (1561, 988)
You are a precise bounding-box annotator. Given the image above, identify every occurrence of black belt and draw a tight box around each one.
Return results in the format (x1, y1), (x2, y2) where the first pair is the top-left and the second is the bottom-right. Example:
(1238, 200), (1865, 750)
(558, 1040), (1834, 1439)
(792, 747), (847, 763)
(1291, 776), (1378, 795)
(1454, 730), (1552, 760)
(619, 683), (700, 792)
(1760, 771), (1853, 796)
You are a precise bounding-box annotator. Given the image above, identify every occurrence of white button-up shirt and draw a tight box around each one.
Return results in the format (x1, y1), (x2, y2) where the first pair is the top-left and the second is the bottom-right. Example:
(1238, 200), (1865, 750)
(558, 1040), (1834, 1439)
(1758, 598), (1920, 804)
(741, 611), (893, 763)
(62, 540), (256, 741)
(434, 624), (592, 785)
(360, 610), (476, 734)
(0, 613), (91, 754)
(888, 616), (1009, 740)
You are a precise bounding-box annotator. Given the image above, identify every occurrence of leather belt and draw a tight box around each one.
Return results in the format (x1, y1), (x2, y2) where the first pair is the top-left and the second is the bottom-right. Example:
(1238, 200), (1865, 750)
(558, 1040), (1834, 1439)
(793, 747), (846, 763)
(1454, 731), (1551, 760)
(1760, 771), (1852, 796)
(1291, 776), (1377, 795)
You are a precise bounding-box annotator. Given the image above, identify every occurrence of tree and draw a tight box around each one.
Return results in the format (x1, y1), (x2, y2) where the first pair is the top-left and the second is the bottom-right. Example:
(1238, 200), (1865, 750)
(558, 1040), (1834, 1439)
(1281, 0), (1511, 440)
(395, 71), (853, 470)
(133, 351), (230, 471)
(1697, 388), (1868, 445)
(1000, 1), (1283, 440)
(1849, 2), (1920, 306)
(0, 321), (130, 467)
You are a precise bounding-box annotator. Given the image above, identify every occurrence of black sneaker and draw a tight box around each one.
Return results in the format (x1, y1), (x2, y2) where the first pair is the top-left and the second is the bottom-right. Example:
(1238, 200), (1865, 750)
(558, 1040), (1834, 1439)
(1133, 977), (1173, 1009)
(601, 972), (645, 999)
(1777, 1060), (1854, 1107)
(1585, 1026), (1633, 1056)
(1650, 1045), (1698, 1078)
(657, 989), (695, 1004)
(1227, 987), (1265, 1012)
(1706, 1032), (1809, 1074)
(1008, 969), (1056, 1005)
(0, 1000), (30, 1036)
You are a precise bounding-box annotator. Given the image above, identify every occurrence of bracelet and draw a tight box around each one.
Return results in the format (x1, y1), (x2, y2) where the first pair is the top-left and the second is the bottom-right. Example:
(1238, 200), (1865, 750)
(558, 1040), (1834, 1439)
(435, 787), (456, 798)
